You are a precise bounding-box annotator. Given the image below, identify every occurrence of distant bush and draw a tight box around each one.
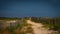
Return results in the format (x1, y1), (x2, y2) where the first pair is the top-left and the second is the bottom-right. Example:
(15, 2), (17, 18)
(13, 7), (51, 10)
(0, 17), (22, 20)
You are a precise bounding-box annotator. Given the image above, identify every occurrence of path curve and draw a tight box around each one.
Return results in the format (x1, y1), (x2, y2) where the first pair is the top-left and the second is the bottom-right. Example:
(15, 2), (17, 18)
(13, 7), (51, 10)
(27, 20), (53, 34)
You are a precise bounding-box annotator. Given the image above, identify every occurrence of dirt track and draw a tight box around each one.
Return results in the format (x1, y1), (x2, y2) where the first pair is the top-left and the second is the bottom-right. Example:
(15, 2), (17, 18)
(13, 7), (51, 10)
(27, 20), (53, 34)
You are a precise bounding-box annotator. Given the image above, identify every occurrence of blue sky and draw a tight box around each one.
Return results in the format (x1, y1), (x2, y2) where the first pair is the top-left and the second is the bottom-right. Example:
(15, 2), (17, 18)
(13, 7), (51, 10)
(0, 0), (60, 17)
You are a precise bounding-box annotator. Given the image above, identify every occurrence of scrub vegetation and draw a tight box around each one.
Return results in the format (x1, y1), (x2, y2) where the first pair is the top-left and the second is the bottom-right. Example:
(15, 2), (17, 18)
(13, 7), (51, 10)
(30, 17), (60, 34)
(0, 17), (33, 34)
(0, 17), (22, 20)
(0, 17), (60, 34)
(0, 17), (23, 34)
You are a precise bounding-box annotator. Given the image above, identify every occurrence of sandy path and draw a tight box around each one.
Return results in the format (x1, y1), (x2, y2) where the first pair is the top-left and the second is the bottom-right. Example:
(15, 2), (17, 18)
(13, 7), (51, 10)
(27, 20), (52, 34)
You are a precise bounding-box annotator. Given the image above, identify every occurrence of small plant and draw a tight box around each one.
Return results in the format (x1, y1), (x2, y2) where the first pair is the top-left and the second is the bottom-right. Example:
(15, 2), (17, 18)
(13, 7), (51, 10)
(6, 26), (16, 34)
